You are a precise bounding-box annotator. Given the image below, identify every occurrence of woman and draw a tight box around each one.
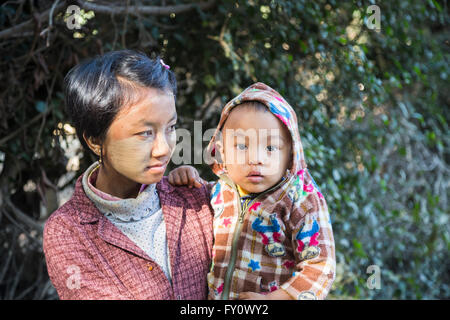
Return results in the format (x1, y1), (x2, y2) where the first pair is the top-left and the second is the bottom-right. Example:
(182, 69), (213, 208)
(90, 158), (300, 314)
(43, 50), (213, 299)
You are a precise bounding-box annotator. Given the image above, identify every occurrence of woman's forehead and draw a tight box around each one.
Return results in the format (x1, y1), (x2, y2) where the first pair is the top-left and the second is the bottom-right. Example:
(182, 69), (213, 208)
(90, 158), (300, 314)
(108, 88), (176, 139)
(117, 89), (174, 119)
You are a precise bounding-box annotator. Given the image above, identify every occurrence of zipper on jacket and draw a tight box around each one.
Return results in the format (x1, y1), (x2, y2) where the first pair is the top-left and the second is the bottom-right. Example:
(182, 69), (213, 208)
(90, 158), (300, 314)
(220, 176), (289, 300)
(221, 190), (244, 300)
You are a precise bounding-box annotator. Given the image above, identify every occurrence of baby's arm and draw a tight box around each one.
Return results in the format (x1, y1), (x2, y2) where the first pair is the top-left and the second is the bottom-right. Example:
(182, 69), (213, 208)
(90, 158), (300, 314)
(168, 165), (205, 188)
(279, 193), (336, 300)
(238, 290), (292, 300)
(239, 191), (335, 300)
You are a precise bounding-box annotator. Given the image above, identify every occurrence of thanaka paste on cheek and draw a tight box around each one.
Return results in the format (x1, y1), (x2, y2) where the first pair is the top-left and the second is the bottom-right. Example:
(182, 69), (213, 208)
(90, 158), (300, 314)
(105, 130), (176, 185)
(107, 136), (152, 173)
(102, 87), (177, 185)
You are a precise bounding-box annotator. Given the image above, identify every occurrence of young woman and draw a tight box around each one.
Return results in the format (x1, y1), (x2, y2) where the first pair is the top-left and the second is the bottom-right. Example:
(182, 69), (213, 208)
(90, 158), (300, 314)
(43, 50), (213, 300)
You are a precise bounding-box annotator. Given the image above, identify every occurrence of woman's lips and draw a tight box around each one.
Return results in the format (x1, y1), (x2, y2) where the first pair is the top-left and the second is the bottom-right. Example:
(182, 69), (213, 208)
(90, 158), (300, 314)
(146, 162), (168, 174)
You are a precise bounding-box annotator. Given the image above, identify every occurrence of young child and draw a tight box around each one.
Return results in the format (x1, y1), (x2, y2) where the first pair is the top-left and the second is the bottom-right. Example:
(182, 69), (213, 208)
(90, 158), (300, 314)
(169, 82), (336, 300)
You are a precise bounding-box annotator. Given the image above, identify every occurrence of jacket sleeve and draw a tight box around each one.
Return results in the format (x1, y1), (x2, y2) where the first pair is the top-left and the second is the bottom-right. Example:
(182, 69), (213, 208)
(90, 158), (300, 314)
(280, 186), (336, 300)
(43, 214), (131, 300)
(203, 180), (217, 195)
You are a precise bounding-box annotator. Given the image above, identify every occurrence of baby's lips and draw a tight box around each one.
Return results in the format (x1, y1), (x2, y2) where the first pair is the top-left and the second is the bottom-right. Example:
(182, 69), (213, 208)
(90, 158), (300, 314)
(247, 170), (262, 177)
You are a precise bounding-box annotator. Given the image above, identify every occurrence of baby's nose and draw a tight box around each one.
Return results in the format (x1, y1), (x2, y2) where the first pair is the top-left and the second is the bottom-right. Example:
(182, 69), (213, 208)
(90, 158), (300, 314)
(248, 147), (264, 165)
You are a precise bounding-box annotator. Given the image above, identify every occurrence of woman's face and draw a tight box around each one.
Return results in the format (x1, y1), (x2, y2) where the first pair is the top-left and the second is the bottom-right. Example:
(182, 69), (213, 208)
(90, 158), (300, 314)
(101, 87), (177, 185)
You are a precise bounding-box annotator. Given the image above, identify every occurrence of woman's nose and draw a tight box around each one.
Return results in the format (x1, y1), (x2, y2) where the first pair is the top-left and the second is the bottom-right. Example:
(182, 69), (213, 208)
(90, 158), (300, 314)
(152, 133), (171, 158)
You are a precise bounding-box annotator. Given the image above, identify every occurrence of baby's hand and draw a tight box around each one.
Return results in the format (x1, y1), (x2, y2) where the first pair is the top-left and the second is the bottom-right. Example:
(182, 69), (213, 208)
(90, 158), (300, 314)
(238, 292), (267, 300)
(168, 165), (205, 188)
(239, 289), (293, 300)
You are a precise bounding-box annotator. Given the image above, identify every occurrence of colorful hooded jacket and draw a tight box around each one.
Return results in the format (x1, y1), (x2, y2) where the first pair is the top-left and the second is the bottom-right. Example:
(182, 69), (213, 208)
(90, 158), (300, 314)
(205, 82), (336, 300)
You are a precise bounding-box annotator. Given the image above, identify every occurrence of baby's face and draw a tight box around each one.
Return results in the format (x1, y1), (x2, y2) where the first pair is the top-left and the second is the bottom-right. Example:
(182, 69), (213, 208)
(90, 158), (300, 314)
(218, 106), (292, 194)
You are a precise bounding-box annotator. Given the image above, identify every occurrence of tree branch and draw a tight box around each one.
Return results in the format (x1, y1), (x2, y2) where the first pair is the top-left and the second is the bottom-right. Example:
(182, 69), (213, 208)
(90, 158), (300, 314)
(0, 1), (67, 39)
(76, 0), (216, 16)
(0, 105), (53, 147)
(0, 0), (216, 40)
(3, 196), (44, 233)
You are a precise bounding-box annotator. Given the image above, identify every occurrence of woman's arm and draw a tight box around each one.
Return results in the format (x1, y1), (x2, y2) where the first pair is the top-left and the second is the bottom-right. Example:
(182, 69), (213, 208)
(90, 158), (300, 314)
(43, 214), (131, 300)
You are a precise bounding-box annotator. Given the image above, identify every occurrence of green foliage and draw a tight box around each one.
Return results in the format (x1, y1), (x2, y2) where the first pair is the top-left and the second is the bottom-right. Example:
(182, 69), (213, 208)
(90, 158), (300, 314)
(0, 0), (448, 299)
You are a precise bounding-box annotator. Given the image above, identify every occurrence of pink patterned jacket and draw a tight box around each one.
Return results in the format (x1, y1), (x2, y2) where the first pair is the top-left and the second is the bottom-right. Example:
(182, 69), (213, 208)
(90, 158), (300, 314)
(43, 175), (213, 300)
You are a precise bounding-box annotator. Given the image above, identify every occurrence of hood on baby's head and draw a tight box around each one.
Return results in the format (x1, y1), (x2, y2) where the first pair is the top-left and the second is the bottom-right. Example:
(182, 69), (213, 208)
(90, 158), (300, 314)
(206, 82), (307, 177)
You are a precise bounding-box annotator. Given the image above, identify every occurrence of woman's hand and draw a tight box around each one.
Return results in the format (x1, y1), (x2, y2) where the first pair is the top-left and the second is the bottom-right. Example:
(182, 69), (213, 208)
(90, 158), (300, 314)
(168, 165), (205, 188)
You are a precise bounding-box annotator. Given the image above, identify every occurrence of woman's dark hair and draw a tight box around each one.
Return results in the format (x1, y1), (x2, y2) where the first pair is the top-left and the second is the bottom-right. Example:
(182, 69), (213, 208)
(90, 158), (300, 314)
(64, 49), (177, 155)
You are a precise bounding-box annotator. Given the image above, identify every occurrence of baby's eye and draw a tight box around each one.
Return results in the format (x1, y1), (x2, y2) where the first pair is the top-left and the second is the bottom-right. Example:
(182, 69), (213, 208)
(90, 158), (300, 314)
(236, 144), (247, 150)
(266, 145), (279, 152)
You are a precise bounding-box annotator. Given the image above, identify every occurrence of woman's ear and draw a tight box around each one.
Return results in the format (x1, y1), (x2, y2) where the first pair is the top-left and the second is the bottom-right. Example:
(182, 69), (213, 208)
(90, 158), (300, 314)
(83, 133), (102, 157)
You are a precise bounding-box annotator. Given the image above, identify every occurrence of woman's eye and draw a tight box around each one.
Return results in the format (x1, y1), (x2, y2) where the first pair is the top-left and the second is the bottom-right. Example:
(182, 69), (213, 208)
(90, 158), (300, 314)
(266, 145), (279, 152)
(140, 130), (154, 137)
(169, 124), (177, 132)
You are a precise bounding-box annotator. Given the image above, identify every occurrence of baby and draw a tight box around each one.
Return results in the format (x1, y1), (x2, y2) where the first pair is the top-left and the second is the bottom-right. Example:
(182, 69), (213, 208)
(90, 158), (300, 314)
(169, 82), (336, 300)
